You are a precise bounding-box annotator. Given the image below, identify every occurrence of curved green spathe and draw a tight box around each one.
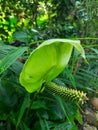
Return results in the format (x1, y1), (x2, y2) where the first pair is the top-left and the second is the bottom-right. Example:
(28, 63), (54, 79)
(19, 39), (86, 93)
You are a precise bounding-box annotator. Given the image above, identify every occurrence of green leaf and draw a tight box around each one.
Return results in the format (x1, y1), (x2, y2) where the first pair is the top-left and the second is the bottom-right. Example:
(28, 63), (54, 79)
(9, 17), (17, 25)
(20, 39), (86, 93)
(31, 101), (48, 110)
(65, 67), (76, 89)
(16, 93), (30, 127)
(0, 83), (11, 111)
(91, 48), (98, 54)
(56, 97), (78, 130)
(37, 113), (49, 130)
(22, 122), (31, 130)
(54, 121), (77, 130)
(0, 47), (27, 74)
(13, 29), (30, 43)
(75, 109), (83, 124)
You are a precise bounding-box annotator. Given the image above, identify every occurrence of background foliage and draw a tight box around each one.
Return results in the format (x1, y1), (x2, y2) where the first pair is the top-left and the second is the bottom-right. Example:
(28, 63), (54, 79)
(0, 0), (97, 42)
(0, 0), (98, 130)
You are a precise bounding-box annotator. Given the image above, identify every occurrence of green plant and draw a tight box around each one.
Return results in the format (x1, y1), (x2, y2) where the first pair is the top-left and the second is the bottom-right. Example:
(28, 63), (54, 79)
(1, 39), (97, 130)
(0, 1), (97, 129)
(20, 39), (87, 104)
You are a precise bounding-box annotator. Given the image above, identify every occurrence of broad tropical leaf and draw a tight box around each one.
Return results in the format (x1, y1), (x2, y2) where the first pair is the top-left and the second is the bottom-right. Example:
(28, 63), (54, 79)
(20, 39), (86, 93)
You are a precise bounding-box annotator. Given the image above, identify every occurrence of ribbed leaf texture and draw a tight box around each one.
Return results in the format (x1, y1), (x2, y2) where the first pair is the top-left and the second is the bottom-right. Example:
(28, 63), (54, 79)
(44, 82), (88, 104)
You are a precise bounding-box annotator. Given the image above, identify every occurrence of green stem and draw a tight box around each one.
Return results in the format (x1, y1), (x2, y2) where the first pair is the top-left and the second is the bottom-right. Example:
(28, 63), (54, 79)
(44, 82), (88, 104)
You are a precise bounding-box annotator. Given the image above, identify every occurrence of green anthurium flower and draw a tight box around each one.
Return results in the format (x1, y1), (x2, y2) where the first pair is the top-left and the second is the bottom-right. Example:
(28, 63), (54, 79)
(20, 39), (86, 93)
